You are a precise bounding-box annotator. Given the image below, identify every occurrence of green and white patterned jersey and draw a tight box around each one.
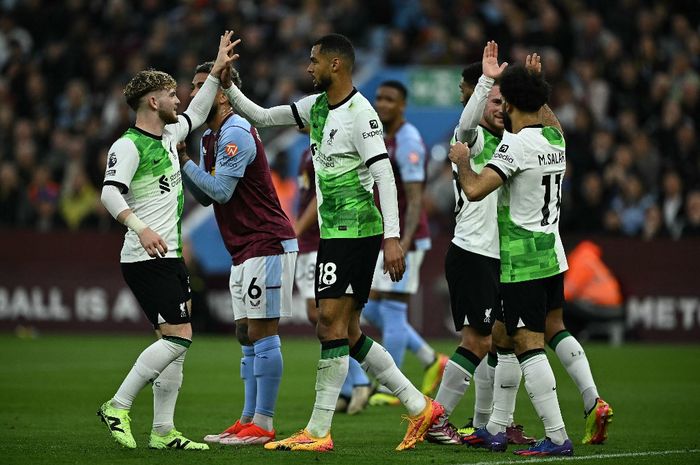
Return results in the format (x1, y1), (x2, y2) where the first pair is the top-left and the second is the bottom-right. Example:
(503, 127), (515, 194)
(291, 89), (387, 239)
(486, 125), (569, 283)
(451, 125), (501, 259)
(104, 118), (190, 262)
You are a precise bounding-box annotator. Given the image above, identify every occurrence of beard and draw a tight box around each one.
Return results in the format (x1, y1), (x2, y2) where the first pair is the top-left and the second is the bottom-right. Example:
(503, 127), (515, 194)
(313, 74), (331, 92)
(502, 111), (513, 133)
(159, 107), (178, 124)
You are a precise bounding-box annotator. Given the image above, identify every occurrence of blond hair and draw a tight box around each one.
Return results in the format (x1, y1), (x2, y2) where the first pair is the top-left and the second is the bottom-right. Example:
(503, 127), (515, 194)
(124, 69), (176, 111)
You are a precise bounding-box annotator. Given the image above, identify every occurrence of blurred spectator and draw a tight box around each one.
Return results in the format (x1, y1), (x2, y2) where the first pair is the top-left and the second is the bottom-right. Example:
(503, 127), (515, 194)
(0, 161), (28, 226)
(59, 168), (99, 230)
(641, 205), (670, 241)
(609, 174), (655, 236)
(0, 0), (697, 242)
(659, 170), (685, 239)
(26, 165), (63, 231)
(681, 190), (700, 237)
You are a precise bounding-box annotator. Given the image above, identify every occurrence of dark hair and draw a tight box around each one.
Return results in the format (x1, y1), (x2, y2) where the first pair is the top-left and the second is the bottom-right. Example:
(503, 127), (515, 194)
(461, 63), (482, 88)
(378, 80), (408, 100)
(499, 65), (551, 113)
(195, 61), (242, 89)
(313, 33), (355, 69)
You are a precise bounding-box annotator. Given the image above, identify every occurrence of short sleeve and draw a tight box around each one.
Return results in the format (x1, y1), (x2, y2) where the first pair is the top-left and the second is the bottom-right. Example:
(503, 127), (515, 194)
(103, 138), (139, 193)
(485, 131), (522, 182)
(163, 114), (193, 143)
(395, 127), (426, 183)
(214, 125), (256, 178)
(290, 94), (320, 129)
(352, 107), (388, 165)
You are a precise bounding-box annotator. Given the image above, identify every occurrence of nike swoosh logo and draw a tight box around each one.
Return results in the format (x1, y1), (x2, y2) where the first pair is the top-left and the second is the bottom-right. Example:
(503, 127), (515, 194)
(318, 285), (332, 292)
(317, 366), (330, 371)
(500, 384), (517, 389)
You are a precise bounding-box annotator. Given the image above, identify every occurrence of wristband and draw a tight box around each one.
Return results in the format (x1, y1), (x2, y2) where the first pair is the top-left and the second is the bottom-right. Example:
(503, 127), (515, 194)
(124, 213), (147, 234)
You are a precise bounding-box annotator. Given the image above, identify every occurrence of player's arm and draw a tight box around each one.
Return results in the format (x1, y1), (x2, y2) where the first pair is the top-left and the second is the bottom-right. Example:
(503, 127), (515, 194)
(524, 52), (563, 135)
(354, 109), (405, 281)
(294, 196), (318, 237)
(177, 142), (213, 206)
(395, 131), (427, 250)
(180, 126), (255, 204)
(100, 139), (167, 258)
(168, 32), (238, 142)
(448, 141), (503, 201)
(456, 41), (508, 145)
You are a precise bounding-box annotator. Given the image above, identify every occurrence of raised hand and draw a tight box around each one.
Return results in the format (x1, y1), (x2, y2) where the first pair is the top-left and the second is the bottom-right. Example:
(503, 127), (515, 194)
(211, 30), (241, 79)
(525, 53), (542, 75)
(482, 40), (508, 79)
(448, 141), (471, 165)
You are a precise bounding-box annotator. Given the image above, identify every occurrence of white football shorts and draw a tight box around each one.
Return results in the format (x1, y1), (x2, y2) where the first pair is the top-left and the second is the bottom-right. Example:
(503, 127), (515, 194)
(229, 252), (297, 320)
(294, 251), (317, 300)
(371, 249), (425, 294)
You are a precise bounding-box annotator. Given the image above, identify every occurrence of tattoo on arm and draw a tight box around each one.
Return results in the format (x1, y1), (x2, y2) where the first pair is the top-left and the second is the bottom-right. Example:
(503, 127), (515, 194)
(540, 104), (563, 134)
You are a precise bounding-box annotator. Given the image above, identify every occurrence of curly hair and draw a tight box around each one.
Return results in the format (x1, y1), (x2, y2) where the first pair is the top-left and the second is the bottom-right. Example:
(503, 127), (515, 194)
(499, 65), (550, 113)
(123, 69), (176, 111)
(461, 63), (483, 88)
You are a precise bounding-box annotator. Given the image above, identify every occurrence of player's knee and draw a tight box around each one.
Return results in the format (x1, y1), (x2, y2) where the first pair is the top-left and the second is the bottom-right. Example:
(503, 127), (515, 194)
(235, 321), (251, 345)
(316, 314), (345, 342)
(545, 309), (566, 343)
(160, 322), (192, 340)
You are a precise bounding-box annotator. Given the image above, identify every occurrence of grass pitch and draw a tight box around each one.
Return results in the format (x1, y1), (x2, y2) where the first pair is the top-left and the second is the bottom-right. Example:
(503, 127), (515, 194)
(1, 333), (699, 465)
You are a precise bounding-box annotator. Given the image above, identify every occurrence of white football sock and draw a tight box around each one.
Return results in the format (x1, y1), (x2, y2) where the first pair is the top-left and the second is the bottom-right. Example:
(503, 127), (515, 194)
(152, 353), (185, 435)
(554, 335), (599, 412)
(486, 352), (521, 435)
(435, 360), (471, 417)
(415, 344), (436, 368)
(306, 355), (348, 438)
(362, 342), (426, 416)
(521, 353), (568, 445)
(112, 338), (187, 410)
(472, 357), (493, 428)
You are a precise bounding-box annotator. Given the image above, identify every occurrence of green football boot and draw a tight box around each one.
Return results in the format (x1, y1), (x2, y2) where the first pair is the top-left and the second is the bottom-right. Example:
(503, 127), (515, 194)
(97, 400), (136, 449)
(149, 429), (210, 450)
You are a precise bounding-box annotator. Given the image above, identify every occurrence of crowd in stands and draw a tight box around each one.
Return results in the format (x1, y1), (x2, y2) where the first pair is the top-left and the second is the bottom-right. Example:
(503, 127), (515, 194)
(1, 0), (699, 239)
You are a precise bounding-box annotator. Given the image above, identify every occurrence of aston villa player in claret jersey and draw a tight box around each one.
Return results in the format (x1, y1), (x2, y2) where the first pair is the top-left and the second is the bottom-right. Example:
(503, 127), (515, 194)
(179, 61), (297, 446)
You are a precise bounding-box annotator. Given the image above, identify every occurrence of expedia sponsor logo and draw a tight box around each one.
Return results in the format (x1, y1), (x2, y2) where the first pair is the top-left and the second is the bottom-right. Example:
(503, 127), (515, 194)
(362, 128), (383, 139)
(369, 119), (379, 129)
(493, 151), (513, 164)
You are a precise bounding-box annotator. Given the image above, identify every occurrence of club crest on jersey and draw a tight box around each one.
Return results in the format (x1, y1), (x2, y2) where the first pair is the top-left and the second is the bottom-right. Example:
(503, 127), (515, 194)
(327, 128), (338, 146)
(108, 152), (117, 168)
(225, 143), (238, 157)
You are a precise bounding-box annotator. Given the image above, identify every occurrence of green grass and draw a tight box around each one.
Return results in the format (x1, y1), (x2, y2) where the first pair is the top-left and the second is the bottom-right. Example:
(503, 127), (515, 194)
(1, 334), (700, 465)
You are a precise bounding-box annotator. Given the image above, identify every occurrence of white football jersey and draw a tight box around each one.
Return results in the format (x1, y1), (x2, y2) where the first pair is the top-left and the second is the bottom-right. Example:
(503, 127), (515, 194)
(451, 125), (501, 259)
(486, 125), (569, 283)
(103, 116), (191, 263)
